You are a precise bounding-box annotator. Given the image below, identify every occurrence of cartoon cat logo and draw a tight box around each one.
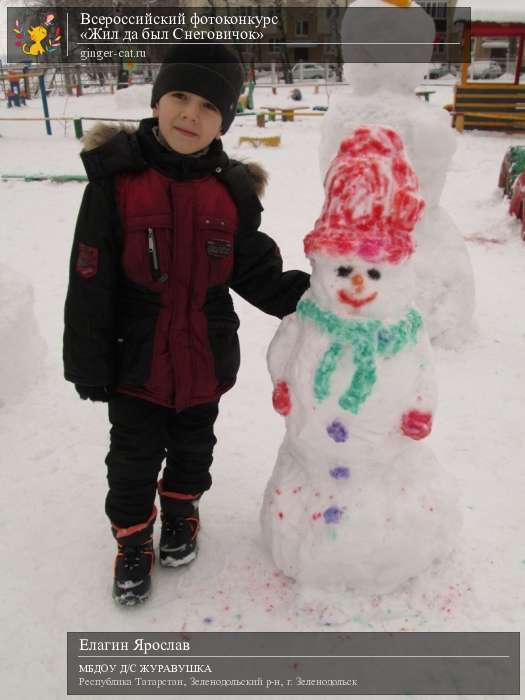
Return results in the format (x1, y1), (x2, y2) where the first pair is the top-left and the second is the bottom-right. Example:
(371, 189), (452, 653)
(13, 14), (62, 57)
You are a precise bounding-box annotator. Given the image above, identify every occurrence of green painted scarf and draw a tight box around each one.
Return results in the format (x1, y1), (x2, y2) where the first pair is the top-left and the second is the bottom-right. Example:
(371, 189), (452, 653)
(296, 299), (423, 414)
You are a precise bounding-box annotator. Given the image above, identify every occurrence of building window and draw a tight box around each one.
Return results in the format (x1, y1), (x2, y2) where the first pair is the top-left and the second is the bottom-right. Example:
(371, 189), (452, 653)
(296, 20), (309, 38)
(419, 1), (447, 20)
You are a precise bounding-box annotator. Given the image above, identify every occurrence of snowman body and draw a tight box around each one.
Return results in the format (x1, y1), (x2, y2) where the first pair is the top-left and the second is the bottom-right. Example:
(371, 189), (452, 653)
(271, 296), (429, 461)
(318, 0), (475, 347)
(261, 126), (461, 595)
(261, 278), (460, 595)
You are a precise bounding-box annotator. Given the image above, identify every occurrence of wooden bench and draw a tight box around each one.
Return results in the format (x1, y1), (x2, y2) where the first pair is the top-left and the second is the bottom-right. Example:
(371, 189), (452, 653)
(260, 106), (310, 122)
(452, 83), (525, 133)
(415, 89), (435, 102)
(238, 135), (281, 148)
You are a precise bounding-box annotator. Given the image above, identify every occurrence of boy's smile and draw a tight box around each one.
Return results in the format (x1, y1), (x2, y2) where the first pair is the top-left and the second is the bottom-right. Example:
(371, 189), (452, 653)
(153, 91), (223, 154)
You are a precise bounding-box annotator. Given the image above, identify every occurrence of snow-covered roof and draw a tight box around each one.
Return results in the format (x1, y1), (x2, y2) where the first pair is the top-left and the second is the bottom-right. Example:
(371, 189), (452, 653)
(455, 1), (525, 25)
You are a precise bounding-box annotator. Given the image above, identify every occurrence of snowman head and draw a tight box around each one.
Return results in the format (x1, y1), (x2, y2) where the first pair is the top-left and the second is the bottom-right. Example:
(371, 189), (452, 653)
(305, 125), (425, 318)
(341, 0), (435, 95)
(308, 253), (413, 319)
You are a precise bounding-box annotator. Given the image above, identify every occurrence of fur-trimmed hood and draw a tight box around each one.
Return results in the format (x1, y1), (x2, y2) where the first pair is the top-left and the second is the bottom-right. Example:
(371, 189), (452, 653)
(81, 120), (268, 197)
(83, 121), (137, 152)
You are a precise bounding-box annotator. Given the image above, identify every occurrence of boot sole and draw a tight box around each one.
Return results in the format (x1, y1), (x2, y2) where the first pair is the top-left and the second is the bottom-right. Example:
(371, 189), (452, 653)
(159, 549), (197, 568)
(113, 589), (150, 606)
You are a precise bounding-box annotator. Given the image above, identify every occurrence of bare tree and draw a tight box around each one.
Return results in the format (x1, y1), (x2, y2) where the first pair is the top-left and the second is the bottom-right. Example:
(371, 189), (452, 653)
(271, 0), (292, 83)
(329, 0), (346, 82)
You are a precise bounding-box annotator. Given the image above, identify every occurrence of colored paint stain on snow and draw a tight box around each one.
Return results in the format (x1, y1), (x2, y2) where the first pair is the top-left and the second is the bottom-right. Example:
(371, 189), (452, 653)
(326, 420), (348, 442)
(328, 530), (337, 541)
(329, 465), (350, 480)
(278, 511), (284, 519)
(203, 617), (213, 625)
(351, 615), (374, 629)
(292, 486), (302, 494)
(311, 512), (322, 521)
(323, 506), (344, 524)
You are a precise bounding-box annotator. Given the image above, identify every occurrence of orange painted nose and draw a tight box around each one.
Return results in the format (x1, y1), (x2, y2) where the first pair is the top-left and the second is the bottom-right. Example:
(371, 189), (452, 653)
(351, 274), (364, 288)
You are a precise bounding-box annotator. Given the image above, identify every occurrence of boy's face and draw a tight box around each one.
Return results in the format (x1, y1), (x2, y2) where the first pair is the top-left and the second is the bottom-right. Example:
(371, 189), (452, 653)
(152, 91), (222, 154)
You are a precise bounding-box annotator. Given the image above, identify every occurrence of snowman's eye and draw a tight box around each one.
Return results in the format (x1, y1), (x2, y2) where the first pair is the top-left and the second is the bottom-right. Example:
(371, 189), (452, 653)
(367, 269), (381, 280)
(336, 266), (353, 278)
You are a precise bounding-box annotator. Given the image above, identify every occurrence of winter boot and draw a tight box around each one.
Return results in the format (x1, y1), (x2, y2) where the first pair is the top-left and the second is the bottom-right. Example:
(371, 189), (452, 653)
(158, 481), (201, 567)
(111, 508), (156, 606)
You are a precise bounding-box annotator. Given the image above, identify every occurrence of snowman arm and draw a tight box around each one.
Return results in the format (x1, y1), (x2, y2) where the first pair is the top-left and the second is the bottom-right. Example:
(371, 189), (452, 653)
(400, 337), (437, 440)
(267, 313), (301, 416)
(267, 313), (300, 383)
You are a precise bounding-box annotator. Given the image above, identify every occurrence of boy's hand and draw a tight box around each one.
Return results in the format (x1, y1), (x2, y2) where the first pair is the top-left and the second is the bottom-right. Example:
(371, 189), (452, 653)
(75, 385), (114, 402)
(272, 381), (291, 416)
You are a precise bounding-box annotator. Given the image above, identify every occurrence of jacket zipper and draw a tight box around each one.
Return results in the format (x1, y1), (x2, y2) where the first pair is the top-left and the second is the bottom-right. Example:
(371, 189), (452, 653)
(146, 227), (168, 283)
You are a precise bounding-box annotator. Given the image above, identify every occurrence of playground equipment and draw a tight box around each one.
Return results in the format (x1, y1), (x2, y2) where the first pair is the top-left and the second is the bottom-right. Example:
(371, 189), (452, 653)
(509, 171), (525, 240)
(452, 9), (525, 132)
(238, 135), (281, 147)
(1, 174), (87, 182)
(0, 115), (139, 139)
(5, 72), (27, 107)
(237, 75), (255, 113)
(1, 69), (51, 134)
(499, 146), (525, 196)
(260, 105), (310, 122)
(499, 145), (525, 240)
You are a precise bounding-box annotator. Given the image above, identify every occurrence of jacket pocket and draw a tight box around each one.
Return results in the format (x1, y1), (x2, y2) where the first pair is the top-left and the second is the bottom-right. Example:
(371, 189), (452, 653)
(116, 278), (161, 386)
(204, 287), (240, 387)
(121, 219), (172, 290)
(198, 215), (236, 287)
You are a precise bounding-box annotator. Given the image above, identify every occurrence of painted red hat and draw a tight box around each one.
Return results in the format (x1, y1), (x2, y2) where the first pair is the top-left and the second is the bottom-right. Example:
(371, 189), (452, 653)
(304, 126), (425, 264)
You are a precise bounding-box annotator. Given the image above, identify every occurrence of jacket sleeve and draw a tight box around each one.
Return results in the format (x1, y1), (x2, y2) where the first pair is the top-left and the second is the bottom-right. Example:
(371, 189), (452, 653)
(230, 228), (310, 319)
(63, 180), (120, 386)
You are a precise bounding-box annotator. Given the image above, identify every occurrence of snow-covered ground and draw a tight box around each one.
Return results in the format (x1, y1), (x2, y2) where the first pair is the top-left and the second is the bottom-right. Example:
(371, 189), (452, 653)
(1, 83), (524, 699)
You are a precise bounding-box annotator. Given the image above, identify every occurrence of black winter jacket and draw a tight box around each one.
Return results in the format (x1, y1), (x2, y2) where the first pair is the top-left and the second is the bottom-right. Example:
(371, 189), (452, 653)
(63, 118), (309, 410)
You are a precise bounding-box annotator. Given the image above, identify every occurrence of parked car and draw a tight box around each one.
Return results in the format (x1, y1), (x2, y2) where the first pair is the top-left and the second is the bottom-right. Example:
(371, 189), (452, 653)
(470, 60), (504, 80)
(291, 63), (326, 80)
(425, 63), (450, 79)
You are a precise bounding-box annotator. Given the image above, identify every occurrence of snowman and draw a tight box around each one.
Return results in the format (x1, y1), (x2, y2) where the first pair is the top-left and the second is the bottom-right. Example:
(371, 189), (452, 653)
(261, 126), (461, 602)
(319, 0), (475, 348)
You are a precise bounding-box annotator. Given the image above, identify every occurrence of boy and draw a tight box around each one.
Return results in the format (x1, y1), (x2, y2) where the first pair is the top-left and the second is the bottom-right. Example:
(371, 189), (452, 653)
(63, 45), (309, 605)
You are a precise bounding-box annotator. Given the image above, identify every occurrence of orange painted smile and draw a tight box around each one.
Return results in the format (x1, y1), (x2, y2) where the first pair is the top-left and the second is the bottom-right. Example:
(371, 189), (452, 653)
(337, 289), (378, 308)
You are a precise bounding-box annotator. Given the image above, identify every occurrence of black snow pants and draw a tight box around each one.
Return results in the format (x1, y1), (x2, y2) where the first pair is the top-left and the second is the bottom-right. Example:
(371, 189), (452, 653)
(105, 393), (219, 527)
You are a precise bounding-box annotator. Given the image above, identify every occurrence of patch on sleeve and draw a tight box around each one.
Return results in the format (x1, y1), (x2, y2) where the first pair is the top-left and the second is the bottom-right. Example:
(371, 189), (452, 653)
(76, 242), (99, 279)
